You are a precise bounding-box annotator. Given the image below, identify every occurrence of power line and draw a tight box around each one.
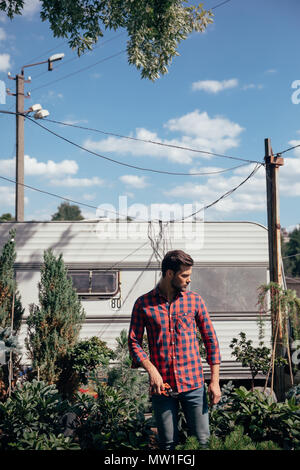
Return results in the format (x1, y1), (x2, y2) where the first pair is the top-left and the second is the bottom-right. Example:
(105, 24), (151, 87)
(211, 0), (233, 10)
(30, 49), (126, 93)
(43, 117), (261, 165)
(0, 162), (262, 223)
(283, 253), (300, 259)
(170, 162), (264, 222)
(20, 114), (256, 176)
(276, 144), (300, 156)
(31, 32), (126, 81)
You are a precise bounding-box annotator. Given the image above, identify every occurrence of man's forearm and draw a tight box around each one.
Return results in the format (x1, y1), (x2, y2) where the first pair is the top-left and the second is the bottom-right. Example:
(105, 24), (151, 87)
(210, 363), (220, 383)
(208, 363), (221, 405)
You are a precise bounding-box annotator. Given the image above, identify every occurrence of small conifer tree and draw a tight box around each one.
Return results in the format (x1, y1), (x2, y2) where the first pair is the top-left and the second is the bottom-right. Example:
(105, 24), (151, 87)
(26, 249), (85, 384)
(0, 229), (24, 397)
(0, 229), (24, 332)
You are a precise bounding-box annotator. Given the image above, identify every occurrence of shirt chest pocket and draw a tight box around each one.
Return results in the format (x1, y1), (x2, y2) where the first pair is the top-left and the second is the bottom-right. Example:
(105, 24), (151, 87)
(176, 312), (195, 330)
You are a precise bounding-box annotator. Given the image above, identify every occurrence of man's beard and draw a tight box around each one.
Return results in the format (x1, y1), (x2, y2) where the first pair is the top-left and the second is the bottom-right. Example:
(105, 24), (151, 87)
(171, 278), (187, 293)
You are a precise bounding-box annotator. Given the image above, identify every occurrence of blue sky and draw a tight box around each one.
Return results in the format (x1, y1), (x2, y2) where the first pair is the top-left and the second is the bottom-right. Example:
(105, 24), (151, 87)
(0, 0), (299, 230)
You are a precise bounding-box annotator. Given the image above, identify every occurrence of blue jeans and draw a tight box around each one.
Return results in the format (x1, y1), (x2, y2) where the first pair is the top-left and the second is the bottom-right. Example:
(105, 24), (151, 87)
(151, 386), (210, 450)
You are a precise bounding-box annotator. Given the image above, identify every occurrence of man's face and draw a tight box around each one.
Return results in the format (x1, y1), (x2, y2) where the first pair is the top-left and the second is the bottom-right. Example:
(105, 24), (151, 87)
(169, 265), (192, 292)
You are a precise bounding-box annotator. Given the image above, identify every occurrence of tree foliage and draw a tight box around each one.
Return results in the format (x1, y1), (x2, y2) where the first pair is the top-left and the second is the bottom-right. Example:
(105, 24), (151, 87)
(25, 249), (85, 383)
(0, 213), (14, 222)
(0, 229), (24, 332)
(51, 202), (84, 221)
(1, 0), (213, 81)
(282, 226), (300, 278)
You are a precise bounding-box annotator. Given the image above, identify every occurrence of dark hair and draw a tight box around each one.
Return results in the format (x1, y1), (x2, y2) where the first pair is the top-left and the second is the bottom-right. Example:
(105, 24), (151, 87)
(161, 250), (194, 277)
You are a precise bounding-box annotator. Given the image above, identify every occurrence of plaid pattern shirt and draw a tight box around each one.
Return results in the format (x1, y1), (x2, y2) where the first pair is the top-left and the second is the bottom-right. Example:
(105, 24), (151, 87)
(128, 286), (221, 393)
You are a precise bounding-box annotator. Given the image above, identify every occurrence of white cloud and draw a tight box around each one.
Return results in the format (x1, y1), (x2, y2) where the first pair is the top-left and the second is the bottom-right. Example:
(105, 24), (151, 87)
(82, 193), (96, 201)
(0, 53), (11, 72)
(49, 176), (104, 187)
(279, 143), (300, 196)
(0, 27), (6, 41)
(242, 83), (264, 91)
(287, 140), (300, 158)
(62, 118), (88, 126)
(0, 186), (29, 208)
(83, 110), (244, 165)
(165, 164), (266, 215)
(0, 186), (15, 207)
(22, 0), (41, 18)
(0, 155), (79, 177)
(119, 174), (149, 189)
(192, 78), (238, 94)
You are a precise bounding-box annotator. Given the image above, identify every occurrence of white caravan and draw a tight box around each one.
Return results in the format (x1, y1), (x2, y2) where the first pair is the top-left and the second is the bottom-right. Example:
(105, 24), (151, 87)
(0, 220), (271, 381)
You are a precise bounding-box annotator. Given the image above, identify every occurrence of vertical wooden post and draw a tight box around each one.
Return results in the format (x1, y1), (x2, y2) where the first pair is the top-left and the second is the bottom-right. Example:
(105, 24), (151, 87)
(15, 74), (25, 222)
(264, 137), (285, 400)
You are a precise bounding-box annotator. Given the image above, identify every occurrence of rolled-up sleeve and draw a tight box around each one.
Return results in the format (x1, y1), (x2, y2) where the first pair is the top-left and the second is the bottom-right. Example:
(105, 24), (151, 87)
(196, 296), (221, 365)
(128, 297), (149, 368)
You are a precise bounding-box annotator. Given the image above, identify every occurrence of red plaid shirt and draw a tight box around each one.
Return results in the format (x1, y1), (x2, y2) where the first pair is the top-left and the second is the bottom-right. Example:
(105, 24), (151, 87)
(128, 286), (221, 393)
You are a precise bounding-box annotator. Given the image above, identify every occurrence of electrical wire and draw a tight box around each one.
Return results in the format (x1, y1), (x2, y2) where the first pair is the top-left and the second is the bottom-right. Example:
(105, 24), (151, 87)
(282, 253), (300, 259)
(43, 117), (261, 166)
(276, 144), (300, 156)
(0, 162), (263, 224)
(31, 32), (127, 81)
(211, 0), (233, 10)
(20, 115), (261, 177)
(30, 49), (126, 93)
(1, 109), (260, 170)
(169, 162), (264, 222)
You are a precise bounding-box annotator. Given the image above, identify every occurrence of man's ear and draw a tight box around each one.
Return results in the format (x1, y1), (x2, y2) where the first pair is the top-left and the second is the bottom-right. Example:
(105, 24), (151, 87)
(166, 269), (174, 280)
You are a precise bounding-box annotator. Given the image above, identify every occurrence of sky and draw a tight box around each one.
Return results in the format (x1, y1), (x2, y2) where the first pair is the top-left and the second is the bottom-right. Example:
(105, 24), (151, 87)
(0, 0), (300, 230)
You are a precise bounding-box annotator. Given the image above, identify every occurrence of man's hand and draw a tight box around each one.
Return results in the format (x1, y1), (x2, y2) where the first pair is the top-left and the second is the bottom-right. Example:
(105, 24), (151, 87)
(141, 359), (164, 395)
(149, 368), (165, 395)
(208, 381), (221, 406)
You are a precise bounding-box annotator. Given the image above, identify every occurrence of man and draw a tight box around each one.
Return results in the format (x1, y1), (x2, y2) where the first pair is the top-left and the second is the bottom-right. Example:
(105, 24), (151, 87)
(128, 249), (221, 450)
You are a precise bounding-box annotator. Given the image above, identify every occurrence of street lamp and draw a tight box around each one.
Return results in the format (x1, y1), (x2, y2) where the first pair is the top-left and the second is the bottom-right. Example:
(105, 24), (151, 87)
(25, 104), (50, 119)
(7, 53), (64, 221)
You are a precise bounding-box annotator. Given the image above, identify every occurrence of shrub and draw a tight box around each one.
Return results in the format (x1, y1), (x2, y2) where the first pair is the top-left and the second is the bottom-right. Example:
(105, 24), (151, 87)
(210, 386), (300, 450)
(285, 384), (300, 405)
(107, 329), (149, 414)
(72, 382), (151, 450)
(26, 249), (85, 384)
(176, 426), (282, 450)
(0, 379), (72, 450)
(8, 431), (80, 450)
(57, 336), (114, 399)
(0, 229), (24, 398)
(230, 332), (287, 390)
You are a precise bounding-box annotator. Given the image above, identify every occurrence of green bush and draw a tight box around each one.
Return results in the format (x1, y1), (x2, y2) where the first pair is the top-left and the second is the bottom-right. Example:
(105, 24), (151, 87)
(57, 336), (114, 399)
(8, 431), (80, 450)
(0, 379), (73, 450)
(107, 329), (149, 414)
(72, 382), (151, 450)
(285, 384), (300, 405)
(176, 426), (282, 450)
(210, 386), (300, 450)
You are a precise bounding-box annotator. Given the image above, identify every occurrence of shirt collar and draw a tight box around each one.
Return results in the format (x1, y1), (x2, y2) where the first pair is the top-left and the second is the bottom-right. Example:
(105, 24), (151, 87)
(153, 284), (184, 302)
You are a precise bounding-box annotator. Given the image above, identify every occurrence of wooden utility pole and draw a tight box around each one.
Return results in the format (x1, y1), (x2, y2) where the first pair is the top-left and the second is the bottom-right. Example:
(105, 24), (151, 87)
(15, 74), (25, 222)
(264, 137), (285, 400)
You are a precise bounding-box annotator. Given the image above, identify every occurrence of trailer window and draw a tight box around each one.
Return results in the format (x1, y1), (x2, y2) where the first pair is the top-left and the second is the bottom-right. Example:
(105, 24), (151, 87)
(190, 266), (267, 312)
(68, 270), (119, 297)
